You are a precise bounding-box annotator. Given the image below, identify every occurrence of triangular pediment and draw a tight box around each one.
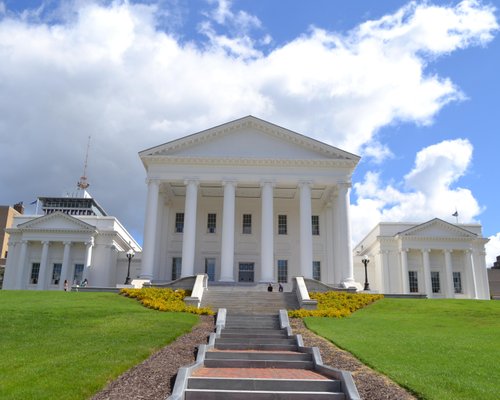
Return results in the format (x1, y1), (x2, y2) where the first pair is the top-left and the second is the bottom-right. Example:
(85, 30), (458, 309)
(397, 218), (477, 239)
(139, 116), (359, 162)
(18, 212), (96, 232)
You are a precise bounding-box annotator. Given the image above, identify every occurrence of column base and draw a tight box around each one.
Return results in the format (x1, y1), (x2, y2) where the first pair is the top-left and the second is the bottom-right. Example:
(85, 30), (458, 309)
(219, 278), (235, 283)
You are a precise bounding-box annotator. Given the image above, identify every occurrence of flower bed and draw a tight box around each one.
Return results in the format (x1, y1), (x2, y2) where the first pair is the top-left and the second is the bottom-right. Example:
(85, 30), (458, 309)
(120, 288), (214, 315)
(288, 291), (383, 318)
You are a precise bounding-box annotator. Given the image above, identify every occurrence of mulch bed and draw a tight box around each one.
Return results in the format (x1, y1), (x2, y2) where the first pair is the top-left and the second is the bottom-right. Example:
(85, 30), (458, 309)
(92, 315), (416, 400)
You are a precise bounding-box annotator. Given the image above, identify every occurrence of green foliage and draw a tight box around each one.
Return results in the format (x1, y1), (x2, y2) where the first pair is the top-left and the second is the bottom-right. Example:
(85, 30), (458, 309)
(0, 291), (199, 400)
(288, 291), (383, 318)
(120, 287), (214, 315)
(305, 298), (500, 400)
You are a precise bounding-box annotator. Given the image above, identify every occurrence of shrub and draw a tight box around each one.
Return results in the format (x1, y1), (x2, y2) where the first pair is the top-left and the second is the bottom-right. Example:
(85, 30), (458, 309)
(120, 288), (214, 315)
(288, 291), (383, 318)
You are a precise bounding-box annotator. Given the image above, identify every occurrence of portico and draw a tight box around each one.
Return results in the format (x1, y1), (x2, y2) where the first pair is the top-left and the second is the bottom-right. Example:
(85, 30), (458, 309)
(139, 116), (360, 287)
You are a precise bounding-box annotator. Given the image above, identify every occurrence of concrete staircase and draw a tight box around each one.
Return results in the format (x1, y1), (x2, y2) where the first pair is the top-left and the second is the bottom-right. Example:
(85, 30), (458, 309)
(168, 310), (360, 400)
(201, 289), (299, 314)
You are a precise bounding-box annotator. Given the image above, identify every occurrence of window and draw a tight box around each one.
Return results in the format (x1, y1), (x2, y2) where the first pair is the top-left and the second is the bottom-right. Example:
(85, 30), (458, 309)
(175, 213), (184, 233)
(30, 263), (40, 284)
(277, 260), (288, 283)
(73, 264), (84, 284)
(409, 271), (418, 293)
(172, 257), (182, 281)
(312, 215), (320, 235)
(431, 271), (440, 293)
(278, 215), (287, 235)
(207, 213), (216, 233)
(52, 263), (62, 285)
(313, 261), (321, 281)
(205, 258), (215, 281)
(242, 214), (252, 234)
(453, 272), (463, 294)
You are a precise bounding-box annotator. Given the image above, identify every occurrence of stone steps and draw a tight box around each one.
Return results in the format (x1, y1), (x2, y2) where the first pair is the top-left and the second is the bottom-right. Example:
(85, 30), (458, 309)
(201, 291), (299, 314)
(179, 313), (349, 400)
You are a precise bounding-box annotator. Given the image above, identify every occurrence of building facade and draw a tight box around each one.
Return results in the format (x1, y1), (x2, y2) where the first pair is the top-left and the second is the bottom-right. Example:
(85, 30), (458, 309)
(353, 219), (490, 299)
(3, 196), (140, 290)
(139, 116), (361, 288)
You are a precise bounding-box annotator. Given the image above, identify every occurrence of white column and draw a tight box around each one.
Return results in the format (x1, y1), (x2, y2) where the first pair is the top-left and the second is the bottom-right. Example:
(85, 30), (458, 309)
(37, 241), (50, 290)
(260, 181), (274, 282)
(220, 180), (236, 282)
(466, 249), (478, 299)
(337, 182), (354, 285)
(16, 240), (29, 289)
(140, 179), (160, 280)
(181, 179), (199, 277)
(444, 249), (454, 298)
(422, 249), (432, 298)
(400, 249), (409, 294)
(82, 238), (94, 283)
(299, 181), (313, 279)
(325, 200), (335, 284)
(381, 250), (390, 293)
(60, 241), (72, 290)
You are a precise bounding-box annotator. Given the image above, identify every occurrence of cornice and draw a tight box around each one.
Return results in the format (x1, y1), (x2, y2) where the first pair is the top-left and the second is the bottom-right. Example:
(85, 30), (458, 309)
(142, 155), (358, 168)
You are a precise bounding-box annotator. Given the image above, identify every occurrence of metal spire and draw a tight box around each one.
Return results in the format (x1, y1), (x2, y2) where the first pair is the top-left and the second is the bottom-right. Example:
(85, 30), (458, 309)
(77, 136), (91, 192)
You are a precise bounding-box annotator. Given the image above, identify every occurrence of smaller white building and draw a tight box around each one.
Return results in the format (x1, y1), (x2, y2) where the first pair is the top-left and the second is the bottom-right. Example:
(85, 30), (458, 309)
(353, 218), (490, 299)
(3, 196), (141, 290)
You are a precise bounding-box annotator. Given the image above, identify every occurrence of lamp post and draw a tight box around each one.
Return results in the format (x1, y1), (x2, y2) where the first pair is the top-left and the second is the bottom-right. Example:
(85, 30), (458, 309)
(125, 249), (135, 285)
(362, 255), (370, 291)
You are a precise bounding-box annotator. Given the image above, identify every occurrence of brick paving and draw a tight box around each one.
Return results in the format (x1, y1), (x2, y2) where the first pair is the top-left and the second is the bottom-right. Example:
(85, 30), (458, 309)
(192, 367), (331, 380)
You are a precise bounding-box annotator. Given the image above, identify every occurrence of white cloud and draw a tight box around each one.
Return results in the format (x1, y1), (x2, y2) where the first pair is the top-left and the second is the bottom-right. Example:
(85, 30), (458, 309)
(351, 138), (483, 243)
(0, 0), (497, 241)
(485, 233), (500, 267)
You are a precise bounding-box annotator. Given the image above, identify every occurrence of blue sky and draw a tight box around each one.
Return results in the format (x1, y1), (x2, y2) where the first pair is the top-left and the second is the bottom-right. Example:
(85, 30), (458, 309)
(0, 0), (499, 264)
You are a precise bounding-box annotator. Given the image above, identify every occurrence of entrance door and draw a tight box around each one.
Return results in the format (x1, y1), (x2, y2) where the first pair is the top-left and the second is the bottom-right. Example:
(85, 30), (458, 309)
(205, 258), (215, 282)
(238, 263), (254, 282)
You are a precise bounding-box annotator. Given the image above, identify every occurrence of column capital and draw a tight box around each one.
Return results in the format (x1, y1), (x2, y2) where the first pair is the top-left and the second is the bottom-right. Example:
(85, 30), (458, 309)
(145, 178), (161, 186)
(421, 248), (431, 254)
(298, 180), (313, 188)
(63, 241), (72, 246)
(400, 248), (409, 253)
(41, 240), (50, 246)
(184, 178), (199, 186)
(443, 249), (453, 254)
(337, 181), (352, 189)
(222, 179), (238, 188)
(260, 179), (276, 187)
(85, 238), (94, 247)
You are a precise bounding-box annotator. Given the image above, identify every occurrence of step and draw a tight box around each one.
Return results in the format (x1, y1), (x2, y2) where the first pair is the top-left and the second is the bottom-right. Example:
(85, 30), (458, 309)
(220, 331), (287, 339)
(205, 351), (312, 361)
(187, 377), (342, 392)
(215, 337), (296, 345)
(204, 358), (314, 369)
(215, 343), (298, 351)
(185, 389), (345, 399)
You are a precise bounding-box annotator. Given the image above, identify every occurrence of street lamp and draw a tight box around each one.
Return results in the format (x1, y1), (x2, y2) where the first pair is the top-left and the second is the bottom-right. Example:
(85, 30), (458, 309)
(125, 249), (135, 285)
(362, 255), (370, 291)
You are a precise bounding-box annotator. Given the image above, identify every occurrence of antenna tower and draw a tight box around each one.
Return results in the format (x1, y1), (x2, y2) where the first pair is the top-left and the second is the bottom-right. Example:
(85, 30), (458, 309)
(77, 136), (91, 190)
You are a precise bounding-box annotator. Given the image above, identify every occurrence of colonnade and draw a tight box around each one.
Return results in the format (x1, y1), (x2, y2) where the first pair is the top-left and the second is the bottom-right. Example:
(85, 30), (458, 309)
(8, 238), (94, 290)
(140, 178), (355, 284)
(399, 248), (478, 298)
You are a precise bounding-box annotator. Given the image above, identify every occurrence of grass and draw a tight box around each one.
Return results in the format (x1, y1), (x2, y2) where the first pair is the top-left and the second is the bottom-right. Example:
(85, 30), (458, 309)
(304, 298), (500, 400)
(0, 291), (199, 400)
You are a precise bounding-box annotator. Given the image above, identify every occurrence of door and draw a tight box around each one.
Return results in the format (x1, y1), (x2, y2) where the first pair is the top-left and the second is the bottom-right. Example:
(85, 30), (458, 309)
(238, 262), (254, 282)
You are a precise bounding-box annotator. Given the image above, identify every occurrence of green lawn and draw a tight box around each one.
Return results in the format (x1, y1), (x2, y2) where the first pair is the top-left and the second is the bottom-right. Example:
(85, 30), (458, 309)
(0, 291), (199, 400)
(304, 298), (500, 400)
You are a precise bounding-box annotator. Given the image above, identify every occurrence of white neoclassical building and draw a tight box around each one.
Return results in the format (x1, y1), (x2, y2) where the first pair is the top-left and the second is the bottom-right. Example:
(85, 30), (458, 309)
(3, 195), (141, 290)
(353, 219), (490, 299)
(138, 116), (361, 288)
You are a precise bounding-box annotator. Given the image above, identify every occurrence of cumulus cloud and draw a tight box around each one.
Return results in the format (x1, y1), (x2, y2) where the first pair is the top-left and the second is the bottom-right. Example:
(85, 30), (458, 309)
(0, 0), (497, 242)
(486, 233), (500, 267)
(351, 138), (483, 242)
